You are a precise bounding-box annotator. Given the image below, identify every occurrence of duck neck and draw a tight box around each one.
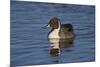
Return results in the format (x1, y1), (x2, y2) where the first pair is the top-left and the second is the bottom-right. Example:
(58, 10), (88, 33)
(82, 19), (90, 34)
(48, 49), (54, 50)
(57, 21), (61, 30)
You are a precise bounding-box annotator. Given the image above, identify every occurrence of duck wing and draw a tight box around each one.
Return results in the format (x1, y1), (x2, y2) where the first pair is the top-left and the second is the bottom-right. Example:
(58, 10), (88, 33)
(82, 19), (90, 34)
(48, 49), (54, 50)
(59, 24), (74, 39)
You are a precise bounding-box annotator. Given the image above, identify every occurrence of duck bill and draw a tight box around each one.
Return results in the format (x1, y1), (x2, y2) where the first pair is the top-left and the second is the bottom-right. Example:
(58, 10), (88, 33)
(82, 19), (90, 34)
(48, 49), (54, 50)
(42, 24), (50, 29)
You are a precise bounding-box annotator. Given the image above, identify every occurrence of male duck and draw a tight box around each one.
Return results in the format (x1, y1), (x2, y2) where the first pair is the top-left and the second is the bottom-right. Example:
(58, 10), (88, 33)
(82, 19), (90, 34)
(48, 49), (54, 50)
(46, 17), (75, 56)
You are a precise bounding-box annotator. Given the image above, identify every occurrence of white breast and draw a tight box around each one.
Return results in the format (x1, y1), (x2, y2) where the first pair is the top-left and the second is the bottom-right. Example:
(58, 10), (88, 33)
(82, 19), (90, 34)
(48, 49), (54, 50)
(48, 29), (60, 48)
(49, 29), (60, 39)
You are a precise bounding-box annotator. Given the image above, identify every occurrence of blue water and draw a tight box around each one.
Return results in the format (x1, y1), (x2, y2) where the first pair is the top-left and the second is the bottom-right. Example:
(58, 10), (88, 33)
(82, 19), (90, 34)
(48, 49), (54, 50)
(10, 1), (95, 66)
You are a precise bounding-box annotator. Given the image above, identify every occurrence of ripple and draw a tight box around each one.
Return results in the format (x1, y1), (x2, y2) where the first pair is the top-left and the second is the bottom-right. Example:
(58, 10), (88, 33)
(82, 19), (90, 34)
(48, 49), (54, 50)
(11, 1), (95, 66)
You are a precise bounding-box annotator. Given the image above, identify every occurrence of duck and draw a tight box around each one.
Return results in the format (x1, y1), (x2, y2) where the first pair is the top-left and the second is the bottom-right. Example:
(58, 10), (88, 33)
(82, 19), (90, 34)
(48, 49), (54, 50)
(47, 17), (75, 41)
(45, 17), (75, 56)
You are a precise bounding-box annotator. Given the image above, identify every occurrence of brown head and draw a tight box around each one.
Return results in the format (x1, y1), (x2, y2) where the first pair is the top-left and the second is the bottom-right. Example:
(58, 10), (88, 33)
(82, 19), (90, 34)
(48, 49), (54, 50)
(47, 17), (61, 29)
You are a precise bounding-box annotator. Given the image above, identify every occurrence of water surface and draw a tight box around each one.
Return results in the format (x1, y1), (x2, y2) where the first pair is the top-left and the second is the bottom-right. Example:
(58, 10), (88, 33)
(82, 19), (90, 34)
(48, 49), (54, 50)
(11, 1), (95, 66)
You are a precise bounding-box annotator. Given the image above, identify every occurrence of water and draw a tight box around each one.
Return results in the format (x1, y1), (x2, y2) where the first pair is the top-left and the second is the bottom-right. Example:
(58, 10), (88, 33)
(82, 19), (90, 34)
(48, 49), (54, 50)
(10, 1), (95, 66)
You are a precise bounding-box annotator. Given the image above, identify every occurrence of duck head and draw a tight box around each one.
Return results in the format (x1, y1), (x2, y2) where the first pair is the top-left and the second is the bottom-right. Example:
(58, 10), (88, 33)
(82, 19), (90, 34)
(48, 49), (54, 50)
(47, 17), (61, 29)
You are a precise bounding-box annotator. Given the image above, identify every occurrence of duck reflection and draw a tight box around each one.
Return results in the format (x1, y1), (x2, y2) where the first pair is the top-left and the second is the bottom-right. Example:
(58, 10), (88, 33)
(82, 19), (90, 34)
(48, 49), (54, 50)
(49, 38), (74, 57)
(46, 17), (75, 57)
